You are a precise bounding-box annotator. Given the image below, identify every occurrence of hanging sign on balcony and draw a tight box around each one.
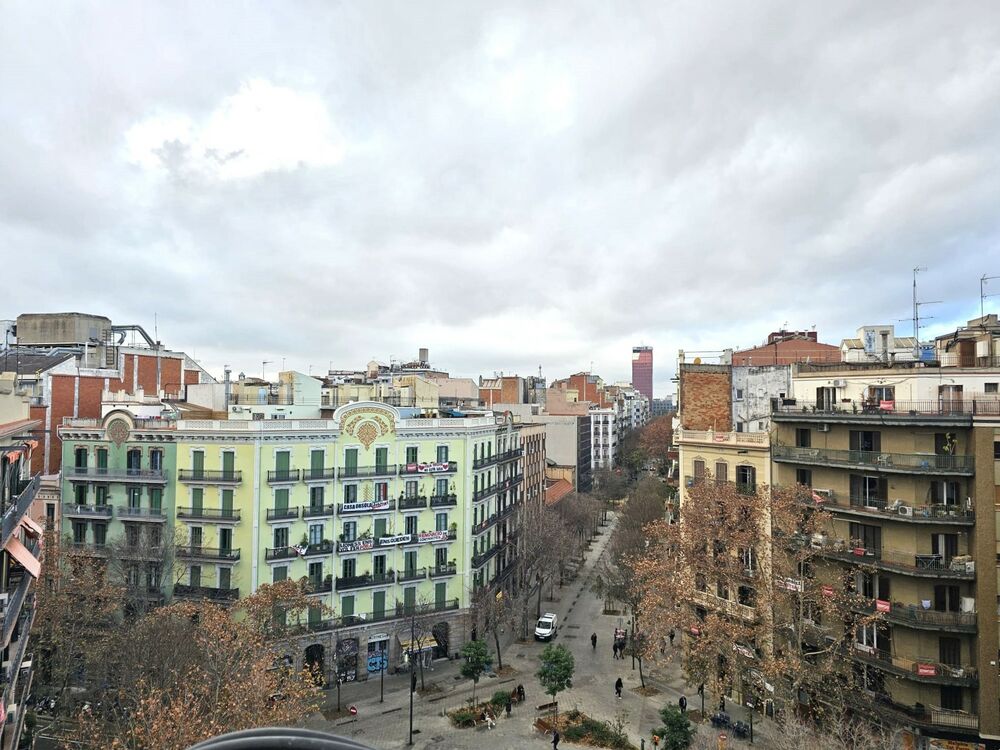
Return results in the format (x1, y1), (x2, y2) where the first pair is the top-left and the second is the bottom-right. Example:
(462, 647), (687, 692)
(419, 530), (449, 543)
(342, 499), (391, 513)
(879, 400), (895, 412)
(875, 599), (891, 613)
(916, 663), (938, 677)
(406, 462), (450, 474)
(338, 539), (374, 553)
(775, 576), (804, 593)
(733, 643), (755, 660)
(378, 533), (411, 546)
(821, 585), (835, 597)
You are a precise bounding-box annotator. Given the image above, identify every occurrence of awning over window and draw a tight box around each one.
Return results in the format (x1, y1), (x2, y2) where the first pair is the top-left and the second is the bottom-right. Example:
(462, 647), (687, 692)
(19, 515), (43, 537)
(4, 536), (40, 579)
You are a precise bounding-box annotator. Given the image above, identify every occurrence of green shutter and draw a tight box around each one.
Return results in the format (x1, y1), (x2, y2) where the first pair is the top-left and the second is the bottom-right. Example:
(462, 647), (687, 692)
(311, 449), (324, 472)
(404, 587), (416, 615)
(372, 591), (385, 619)
(221, 489), (233, 514)
(374, 518), (386, 539)
(191, 488), (203, 512)
(275, 451), (290, 473)
(375, 447), (388, 470)
(308, 605), (322, 626)
(272, 566), (287, 583)
(150, 488), (162, 511)
(219, 568), (231, 590)
(406, 447), (417, 464)
(274, 489), (289, 511)
(222, 451), (235, 479)
(192, 451), (204, 476)
(341, 595), (355, 617)
(344, 449), (358, 472)
(404, 550), (417, 575)
(96, 449), (108, 469)
(435, 582), (446, 608)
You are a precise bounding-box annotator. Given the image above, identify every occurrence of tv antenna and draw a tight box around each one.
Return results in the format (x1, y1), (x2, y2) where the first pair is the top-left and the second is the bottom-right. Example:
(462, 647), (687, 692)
(909, 267), (941, 340)
(261, 360), (273, 381)
(981, 274), (1000, 319)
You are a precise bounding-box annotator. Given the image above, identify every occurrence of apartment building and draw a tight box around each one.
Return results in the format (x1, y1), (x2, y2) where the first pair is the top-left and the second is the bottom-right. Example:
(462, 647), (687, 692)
(58, 401), (533, 682)
(590, 408), (617, 470)
(0, 417), (43, 750)
(772, 362), (1000, 748)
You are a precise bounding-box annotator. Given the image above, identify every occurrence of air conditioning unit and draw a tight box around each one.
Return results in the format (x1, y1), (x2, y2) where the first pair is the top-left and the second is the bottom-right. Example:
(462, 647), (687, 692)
(832, 379), (847, 388)
(897, 505), (913, 517)
(817, 424), (831, 432)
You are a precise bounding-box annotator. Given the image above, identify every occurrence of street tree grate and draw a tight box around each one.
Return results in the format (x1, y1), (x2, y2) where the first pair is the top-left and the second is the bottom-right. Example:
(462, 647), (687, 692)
(567, 625), (582, 629)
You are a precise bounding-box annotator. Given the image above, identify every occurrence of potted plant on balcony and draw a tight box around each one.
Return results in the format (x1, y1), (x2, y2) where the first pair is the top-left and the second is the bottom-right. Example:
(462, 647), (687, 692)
(449, 522), (458, 534)
(360, 529), (372, 540)
(300, 533), (308, 546)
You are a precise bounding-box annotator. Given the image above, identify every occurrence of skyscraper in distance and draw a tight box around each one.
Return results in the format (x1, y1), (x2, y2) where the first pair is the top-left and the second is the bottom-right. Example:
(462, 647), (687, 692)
(631, 345), (653, 401)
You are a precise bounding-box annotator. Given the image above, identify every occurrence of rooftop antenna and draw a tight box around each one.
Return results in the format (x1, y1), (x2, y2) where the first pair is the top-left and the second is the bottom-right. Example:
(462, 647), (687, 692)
(261, 360), (273, 381)
(981, 274), (1000, 319)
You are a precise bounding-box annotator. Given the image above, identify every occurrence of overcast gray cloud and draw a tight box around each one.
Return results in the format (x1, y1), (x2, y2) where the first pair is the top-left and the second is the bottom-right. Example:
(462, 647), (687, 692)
(4, 1), (1000, 395)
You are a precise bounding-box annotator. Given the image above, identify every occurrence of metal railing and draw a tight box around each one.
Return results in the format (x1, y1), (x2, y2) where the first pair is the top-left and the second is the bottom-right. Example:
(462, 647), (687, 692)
(267, 469), (301, 483)
(303, 468), (336, 481)
(1, 476), (39, 547)
(177, 469), (242, 483)
(117, 506), (167, 520)
(266, 506), (301, 521)
(847, 643), (977, 685)
(473, 455), (498, 469)
(177, 546), (241, 561)
(177, 506), (241, 521)
(846, 495), (974, 522)
(429, 563), (457, 578)
(398, 495), (428, 510)
(430, 493), (458, 507)
(173, 584), (240, 602)
(305, 576), (333, 594)
(813, 541), (975, 579)
(772, 399), (987, 418)
(691, 589), (758, 622)
(772, 445), (974, 474)
(398, 567), (427, 582)
(63, 503), (114, 518)
(855, 599), (976, 630)
(303, 503), (336, 518)
(336, 571), (396, 590)
(339, 465), (397, 479)
(67, 466), (167, 482)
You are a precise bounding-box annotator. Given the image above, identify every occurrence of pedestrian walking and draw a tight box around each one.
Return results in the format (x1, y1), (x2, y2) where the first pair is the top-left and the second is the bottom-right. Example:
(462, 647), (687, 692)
(591, 632), (598, 651)
(505, 698), (512, 718)
(517, 684), (525, 703)
(652, 734), (660, 750)
(614, 677), (623, 699)
(668, 628), (675, 647)
(612, 642), (618, 660)
(719, 696), (726, 713)
(552, 729), (560, 749)
(679, 695), (687, 714)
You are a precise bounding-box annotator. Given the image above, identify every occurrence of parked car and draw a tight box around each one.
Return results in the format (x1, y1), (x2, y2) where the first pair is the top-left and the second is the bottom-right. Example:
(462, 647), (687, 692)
(534, 613), (558, 641)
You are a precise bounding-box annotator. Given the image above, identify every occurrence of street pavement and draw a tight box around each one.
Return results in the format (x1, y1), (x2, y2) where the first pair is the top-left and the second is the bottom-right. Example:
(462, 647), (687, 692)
(306, 511), (779, 749)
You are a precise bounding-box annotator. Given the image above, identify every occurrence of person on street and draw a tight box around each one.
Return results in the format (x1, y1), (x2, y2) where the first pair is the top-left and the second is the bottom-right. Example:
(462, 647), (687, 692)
(669, 628), (675, 647)
(679, 695), (687, 714)
(591, 632), (597, 650)
(552, 729), (560, 749)
(517, 684), (525, 703)
(505, 697), (512, 718)
(652, 734), (660, 749)
(614, 677), (623, 699)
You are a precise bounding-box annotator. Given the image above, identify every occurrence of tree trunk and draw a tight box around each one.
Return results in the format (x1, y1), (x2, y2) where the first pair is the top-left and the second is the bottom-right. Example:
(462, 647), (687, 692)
(536, 579), (543, 617)
(418, 648), (426, 690)
(493, 630), (503, 670)
(638, 656), (645, 688)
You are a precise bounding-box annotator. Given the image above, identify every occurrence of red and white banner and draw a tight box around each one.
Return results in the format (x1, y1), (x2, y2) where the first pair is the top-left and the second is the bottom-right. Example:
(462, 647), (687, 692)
(875, 599), (891, 613)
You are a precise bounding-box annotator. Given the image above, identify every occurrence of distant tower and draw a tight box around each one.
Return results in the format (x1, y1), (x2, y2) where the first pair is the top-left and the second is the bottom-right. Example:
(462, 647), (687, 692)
(632, 346), (653, 401)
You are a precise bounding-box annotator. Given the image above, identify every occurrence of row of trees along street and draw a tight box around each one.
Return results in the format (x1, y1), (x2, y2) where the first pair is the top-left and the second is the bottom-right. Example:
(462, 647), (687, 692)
(34, 532), (325, 750)
(633, 473), (887, 728)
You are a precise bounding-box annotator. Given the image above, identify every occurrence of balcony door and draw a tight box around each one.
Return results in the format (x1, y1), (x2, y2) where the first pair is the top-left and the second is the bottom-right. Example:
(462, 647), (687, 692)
(815, 387), (836, 411)
(344, 448), (358, 478)
(274, 451), (290, 479)
(850, 475), (886, 507)
(375, 447), (388, 473)
(127, 449), (141, 472)
(192, 450), (205, 479)
(931, 533), (958, 564)
(939, 637), (961, 667)
(435, 581), (446, 609)
(849, 522), (882, 555)
(934, 585), (960, 613)
(373, 554), (386, 577)
(341, 558), (356, 579)
(190, 527), (203, 553)
(222, 451), (235, 480)
(372, 590), (386, 620)
(404, 550), (417, 577)
(849, 430), (881, 456)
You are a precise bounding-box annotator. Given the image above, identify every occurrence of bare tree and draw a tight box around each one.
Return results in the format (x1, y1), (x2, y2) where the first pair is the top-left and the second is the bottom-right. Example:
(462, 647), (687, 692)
(517, 500), (574, 617)
(104, 524), (182, 617)
(471, 584), (515, 670)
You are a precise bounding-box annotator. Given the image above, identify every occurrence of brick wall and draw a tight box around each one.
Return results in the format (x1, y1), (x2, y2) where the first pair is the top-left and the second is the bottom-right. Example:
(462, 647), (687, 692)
(679, 367), (732, 431)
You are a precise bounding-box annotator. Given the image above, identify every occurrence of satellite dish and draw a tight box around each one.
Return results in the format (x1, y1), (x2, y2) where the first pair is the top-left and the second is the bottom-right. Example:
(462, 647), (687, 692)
(693, 357), (702, 365)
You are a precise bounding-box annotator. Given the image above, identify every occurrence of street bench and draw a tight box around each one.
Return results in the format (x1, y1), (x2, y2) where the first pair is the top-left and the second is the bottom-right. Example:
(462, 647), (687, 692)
(536, 701), (558, 713)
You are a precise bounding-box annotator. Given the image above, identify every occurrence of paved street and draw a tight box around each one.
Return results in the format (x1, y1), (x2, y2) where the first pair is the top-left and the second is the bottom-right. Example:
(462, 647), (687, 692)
(307, 510), (779, 749)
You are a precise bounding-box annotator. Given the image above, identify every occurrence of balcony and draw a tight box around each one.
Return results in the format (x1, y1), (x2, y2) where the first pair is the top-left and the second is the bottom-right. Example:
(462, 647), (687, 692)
(473, 455), (498, 469)
(336, 571), (396, 590)
(846, 693), (979, 735)
(117, 506), (167, 522)
(303, 541), (333, 557)
(398, 567), (426, 582)
(497, 474), (523, 494)
(676, 429), (769, 448)
(68, 542), (108, 556)
(303, 468), (336, 481)
(772, 445), (974, 476)
(847, 643), (977, 686)
(812, 541), (975, 579)
(854, 600), (977, 633)
(267, 469), (301, 484)
(395, 597), (460, 618)
(177, 546), (240, 562)
(1, 571), (33, 648)
(399, 461), (456, 476)
(429, 563), (457, 578)
(173, 584), (240, 602)
(67, 466), (168, 484)
(303, 503), (336, 519)
(772, 399), (976, 426)
(266, 506), (301, 522)
(401, 529), (457, 546)
(844, 496), (973, 525)
(472, 543), (502, 568)
(176, 507), (241, 523)
(430, 493), (458, 508)
(472, 503), (518, 535)
(398, 495), (428, 510)
(339, 465), (397, 479)
(63, 504), (114, 519)
(1, 476), (39, 546)
(305, 575), (334, 594)
(177, 469), (242, 485)
(691, 589), (758, 622)
(496, 447), (523, 463)
(473, 482), (498, 501)
(265, 546), (298, 561)
(337, 499), (396, 515)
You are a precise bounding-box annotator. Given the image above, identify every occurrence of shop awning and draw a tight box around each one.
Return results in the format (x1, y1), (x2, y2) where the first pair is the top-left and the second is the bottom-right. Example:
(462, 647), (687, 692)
(19, 515), (43, 537)
(397, 638), (436, 654)
(4, 536), (40, 579)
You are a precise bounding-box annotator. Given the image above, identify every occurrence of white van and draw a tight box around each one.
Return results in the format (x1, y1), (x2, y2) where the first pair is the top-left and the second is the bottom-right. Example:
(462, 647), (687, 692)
(534, 613), (558, 641)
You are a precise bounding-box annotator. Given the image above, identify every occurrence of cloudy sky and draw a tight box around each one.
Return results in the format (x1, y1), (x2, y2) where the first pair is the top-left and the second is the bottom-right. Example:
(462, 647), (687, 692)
(4, 2), (999, 396)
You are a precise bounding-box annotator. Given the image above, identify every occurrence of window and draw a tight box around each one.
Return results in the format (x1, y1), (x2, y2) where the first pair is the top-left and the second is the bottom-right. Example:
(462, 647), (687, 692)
(435, 513), (448, 532)
(128, 486), (141, 509)
(219, 567), (232, 590)
(344, 448), (359, 477)
(932, 533), (958, 563)
(310, 449), (325, 478)
(344, 485), (358, 502)
(341, 558), (356, 578)
(849, 522), (881, 554)
(74, 448), (88, 469)
(341, 595), (355, 618)
(850, 474), (886, 505)
(274, 450), (291, 479)
(192, 450), (205, 478)
(310, 485), (325, 509)
(93, 523), (107, 546)
(221, 489), (233, 515)
(150, 449), (163, 471)
(308, 561), (323, 585)
(868, 386), (895, 403)
(406, 446), (418, 464)
(342, 521), (357, 541)
(849, 430), (881, 453)
(373, 517), (386, 538)
(693, 460), (705, 481)
(405, 480), (418, 498)
(190, 527), (203, 548)
(375, 482), (388, 501)
(940, 686), (963, 711)
(272, 566), (287, 583)
(714, 462), (728, 483)
(219, 528), (232, 552)
(934, 585), (960, 612)
(46, 504), (55, 524)
(735, 422), (744, 433)
(436, 478), (448, 497)
(146, 563), (160, 590)
(735, 466), (756, 494)
(930, 481), (961, 506)
(74, 484), (87, 505)
(437, 445), (449, 463)
(149, 488), (162, 511)
(734, 388), (743, 401)
(125, 524), (140, 547)
(94, 485), (108, 506)
(435, 547), (448, 568)
(815, 387), (836, 410)
(149, 526), (162, 548)
(404, 550), (417, 574)
(190, 565), (202, 587)
(126, 449), (141, 471)
(274, 488), (289, 511)
(795, 428), (811, 448)
(73, 522), (86, 544)
(939, 637), (961, 667)
(795, 469), (812, 487)
(375, 447), (388, 471)
(222, 451), (235, 479)
(95, 448), (108, 469)
(405, 515), (417, 536)
(985, 382), (998, 394)
(309, 524), (323, 545)
(373, 554), (386, 576)
(273, 527), (289, 549)
(191, 487), (204, 511)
